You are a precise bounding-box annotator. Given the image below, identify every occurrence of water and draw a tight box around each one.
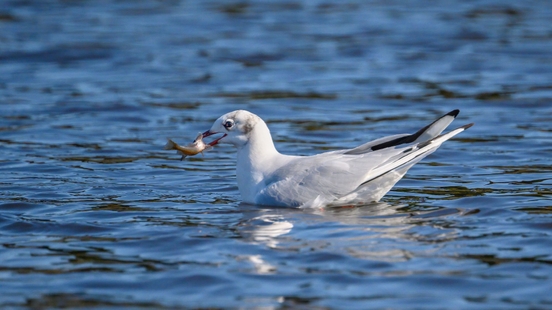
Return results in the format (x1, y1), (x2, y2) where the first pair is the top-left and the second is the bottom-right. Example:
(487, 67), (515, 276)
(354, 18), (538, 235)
(1, 0), (551, 308)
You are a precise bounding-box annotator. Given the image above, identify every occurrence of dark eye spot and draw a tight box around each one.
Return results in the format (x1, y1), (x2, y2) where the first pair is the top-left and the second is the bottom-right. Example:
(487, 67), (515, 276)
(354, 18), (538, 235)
(223, 120), (234, 129)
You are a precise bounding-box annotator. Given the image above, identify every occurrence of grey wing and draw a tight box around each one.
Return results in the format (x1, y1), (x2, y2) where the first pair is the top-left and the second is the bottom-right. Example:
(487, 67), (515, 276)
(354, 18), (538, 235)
(256, 149), (402, 207)
(257, 109), (471, 207)
(257, 120), (473, 207)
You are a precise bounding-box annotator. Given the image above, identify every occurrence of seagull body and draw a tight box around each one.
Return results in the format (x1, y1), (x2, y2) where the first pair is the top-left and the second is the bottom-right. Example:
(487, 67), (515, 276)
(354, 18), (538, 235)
(202, 110), (473, 208)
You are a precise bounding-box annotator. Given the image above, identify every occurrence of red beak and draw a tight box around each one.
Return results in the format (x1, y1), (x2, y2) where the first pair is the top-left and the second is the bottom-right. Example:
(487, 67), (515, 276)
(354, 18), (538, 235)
(202, 130), (227, 146)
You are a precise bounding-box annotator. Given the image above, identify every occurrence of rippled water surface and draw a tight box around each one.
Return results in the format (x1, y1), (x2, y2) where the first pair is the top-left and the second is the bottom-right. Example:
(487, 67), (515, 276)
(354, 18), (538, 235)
(1, 0), (552, 308)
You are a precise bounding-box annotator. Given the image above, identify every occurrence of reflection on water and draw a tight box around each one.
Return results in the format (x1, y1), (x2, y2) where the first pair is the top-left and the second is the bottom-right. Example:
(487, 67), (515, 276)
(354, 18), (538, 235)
(1, 0), (552, 308)
(236, 211), (293, 274)
(238, 212), (294, 248)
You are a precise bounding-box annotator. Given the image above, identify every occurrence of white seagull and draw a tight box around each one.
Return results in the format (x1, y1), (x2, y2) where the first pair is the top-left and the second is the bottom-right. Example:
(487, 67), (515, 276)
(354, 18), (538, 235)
(201, 109), (473, 208)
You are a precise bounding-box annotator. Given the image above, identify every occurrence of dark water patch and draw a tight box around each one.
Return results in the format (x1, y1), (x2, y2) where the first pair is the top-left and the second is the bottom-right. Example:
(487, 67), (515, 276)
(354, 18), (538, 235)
(363, 115), (412, 123)
(1, 218), (110, 235)
(108, 138), (149, 143)
(454, 136), (502, 143)
(466, 6), (524, 19)
(411, 208), (461, 219)
(51, 124), (79, 130)
(379, 89), (514, 101)
(0, 12), (18, 22)
(141, 101), (202, 110)
(90, 203), (149, 213)
(0, 266), (122, 276)
(0, 44), (114, 64)
(486, 164), (552, 175)
(3, 115), (31, 120)
(150, 164), (192, 170)
(16, 293), (169, 309)
(475, 91), (512, 100)
(0, 124), (34, 132)
(66, 143), (102, 150)
(395, 186), (494, 200)
(215, 52), (287, 67)
(58, 156), (140, 164)
(460, 253), (552, 267)
(515, 206), (552, 214)
(509, 178), (549, 185)
(219, 2), (249, 15)
(216, 91), (337, 100)
(517, 124), (552, 133)
(289, 120), (366, 131)
(0, 202), (46, 214)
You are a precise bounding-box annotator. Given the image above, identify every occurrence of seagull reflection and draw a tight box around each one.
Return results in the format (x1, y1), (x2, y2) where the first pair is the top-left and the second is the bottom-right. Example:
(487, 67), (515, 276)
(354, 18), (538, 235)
(311, 201), (462, 262)
(237, 212), (293, 248)
(233, 207), (294, 274)
(233, 201), (461, 270)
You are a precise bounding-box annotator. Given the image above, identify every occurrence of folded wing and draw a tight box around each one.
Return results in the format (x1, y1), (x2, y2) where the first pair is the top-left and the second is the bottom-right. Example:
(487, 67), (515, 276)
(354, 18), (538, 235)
(256, 110), (472, 207)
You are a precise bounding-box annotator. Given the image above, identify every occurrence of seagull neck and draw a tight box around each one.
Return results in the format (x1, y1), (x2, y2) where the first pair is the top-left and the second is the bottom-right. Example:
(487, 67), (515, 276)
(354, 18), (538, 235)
(235, 124), (281, 204)
(236, 124), (279, 172)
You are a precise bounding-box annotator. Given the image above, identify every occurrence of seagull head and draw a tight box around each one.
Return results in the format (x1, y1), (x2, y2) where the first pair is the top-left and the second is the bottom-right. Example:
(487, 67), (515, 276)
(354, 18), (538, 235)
(202, 110), (262, 148)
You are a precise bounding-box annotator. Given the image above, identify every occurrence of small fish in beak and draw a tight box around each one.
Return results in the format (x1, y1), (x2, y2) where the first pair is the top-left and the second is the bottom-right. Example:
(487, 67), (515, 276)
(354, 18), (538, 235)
(164, 132), (211, 160)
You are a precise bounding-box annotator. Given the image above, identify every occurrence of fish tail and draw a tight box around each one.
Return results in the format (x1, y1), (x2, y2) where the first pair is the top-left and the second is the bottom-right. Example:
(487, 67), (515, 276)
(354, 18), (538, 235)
(166, 138), (187, 159)
(164, 139), (177, 150)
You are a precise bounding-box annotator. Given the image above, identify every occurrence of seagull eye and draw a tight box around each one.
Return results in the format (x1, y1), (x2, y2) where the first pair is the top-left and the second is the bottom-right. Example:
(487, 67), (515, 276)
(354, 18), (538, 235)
(223, 120), (234, 129)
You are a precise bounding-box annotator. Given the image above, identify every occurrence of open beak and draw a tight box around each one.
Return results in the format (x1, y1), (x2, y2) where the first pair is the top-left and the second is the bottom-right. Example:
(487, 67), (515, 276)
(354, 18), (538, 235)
(202, 130), (227, 146)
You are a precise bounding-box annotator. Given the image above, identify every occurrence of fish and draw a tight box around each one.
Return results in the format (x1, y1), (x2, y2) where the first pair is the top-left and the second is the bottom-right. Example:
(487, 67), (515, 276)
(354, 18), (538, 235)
(164, 132), (212, 160)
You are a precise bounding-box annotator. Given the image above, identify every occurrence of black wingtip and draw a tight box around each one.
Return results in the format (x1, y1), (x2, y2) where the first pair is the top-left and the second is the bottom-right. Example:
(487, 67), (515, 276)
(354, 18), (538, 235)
(447, 109), (460, 118)
(462, 122), (474, 130)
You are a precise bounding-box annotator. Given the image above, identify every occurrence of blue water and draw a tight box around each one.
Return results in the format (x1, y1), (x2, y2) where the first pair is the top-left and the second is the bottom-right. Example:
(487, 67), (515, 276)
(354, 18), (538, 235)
(1, 0), (552, 308)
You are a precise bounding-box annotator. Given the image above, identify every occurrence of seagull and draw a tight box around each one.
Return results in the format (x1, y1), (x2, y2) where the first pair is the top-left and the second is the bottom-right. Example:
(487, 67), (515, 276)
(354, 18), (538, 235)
(201, 109), (473, 208)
